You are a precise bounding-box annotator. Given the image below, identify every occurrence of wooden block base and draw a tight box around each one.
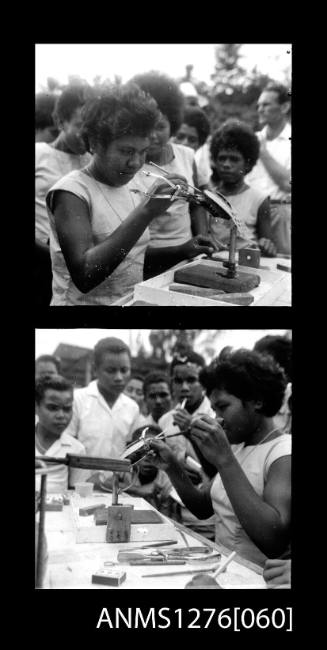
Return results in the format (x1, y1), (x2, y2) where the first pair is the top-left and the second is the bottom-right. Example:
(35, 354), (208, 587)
(174, 263), (260, 293)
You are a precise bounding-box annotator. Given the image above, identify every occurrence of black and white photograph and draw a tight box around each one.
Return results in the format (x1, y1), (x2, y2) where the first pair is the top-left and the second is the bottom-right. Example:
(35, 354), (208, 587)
(34, 42), (294, 633)
(35, 43), (291, 308)
(35, 328), (291, 591)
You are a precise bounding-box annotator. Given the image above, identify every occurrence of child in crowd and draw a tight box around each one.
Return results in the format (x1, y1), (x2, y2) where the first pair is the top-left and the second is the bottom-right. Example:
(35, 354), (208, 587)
(124, 426), (173, 516)
(209, 119), (277, 256)
(35, 375), (87, 493)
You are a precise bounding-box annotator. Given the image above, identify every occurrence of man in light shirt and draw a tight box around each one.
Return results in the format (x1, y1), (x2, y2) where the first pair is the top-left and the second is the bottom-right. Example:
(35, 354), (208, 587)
(134, 371), (172, 430)
(246, 82), (291, 254)
(158, 352), (215, 475)
(65, 337), (139, 489)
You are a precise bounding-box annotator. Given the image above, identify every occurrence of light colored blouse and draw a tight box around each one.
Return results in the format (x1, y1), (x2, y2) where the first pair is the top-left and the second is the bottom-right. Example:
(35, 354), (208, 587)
(46, 169), (149, 306)
(210, 433), (291, 566)
(35, 143), (90, 244)
(139, 143), (195, 247)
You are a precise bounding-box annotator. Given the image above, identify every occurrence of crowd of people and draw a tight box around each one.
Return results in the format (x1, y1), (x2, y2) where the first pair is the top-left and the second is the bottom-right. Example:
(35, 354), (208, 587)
(35, 73), (291, 306)
(35, 333), (292, 587)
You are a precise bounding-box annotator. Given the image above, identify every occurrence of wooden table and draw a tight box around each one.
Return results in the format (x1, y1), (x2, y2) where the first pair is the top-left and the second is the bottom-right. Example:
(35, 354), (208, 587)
(113, 253), (291, 307)
(39, 491), (266, 589)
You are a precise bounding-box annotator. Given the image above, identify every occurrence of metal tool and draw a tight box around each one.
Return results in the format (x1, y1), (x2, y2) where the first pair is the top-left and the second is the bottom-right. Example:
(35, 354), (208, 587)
(38, 455), (134, 543)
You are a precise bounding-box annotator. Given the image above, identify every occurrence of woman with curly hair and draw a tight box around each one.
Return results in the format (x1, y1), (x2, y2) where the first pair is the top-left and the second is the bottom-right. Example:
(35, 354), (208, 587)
(130, 72), (209, 265)
(149, 349), (291, 567)
(46, 83), (214, 305)
(209, 119), (277, 256)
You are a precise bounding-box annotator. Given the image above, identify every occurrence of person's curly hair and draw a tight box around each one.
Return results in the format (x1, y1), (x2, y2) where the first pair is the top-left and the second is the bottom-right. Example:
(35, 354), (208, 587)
(35, 375), (73, 404)
(210, 119), (260, 173)
(52, 82), (92, 125)
(254, 335), (292, 383)
(199, 348), (287, 417)
(183, 106), (211, 146)
(130, 71), (185, 135)
(81, 83), (159, 152)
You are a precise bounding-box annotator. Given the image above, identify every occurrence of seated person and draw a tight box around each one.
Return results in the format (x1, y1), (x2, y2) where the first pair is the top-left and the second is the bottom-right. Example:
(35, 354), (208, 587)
(149, 349), (291, 567)
(35, 375), (87, 493)
(46, 83), (214, 305)
(209, 119), (277, 256)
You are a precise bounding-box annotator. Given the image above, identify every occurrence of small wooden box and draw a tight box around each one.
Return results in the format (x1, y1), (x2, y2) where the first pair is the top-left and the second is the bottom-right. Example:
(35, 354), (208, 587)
(92, 569), (126, 586)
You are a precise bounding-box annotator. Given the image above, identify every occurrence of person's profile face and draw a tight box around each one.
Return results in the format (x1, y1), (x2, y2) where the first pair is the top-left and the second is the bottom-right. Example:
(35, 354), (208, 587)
(148, 114), (171, 157)
(145, 381), (172, 420)
(95, 135), (150, 187)
(36, 389), (73, 437)
(209, 388), (254, 444)
(61, 107), (87, 155)
(96, 351), (131, 396)
(35, 361), (58, 381)
(124, 378), (144, 407)
(257, 91), (284, 126)
(174, 123), (200, 151)
(172, 364), (203, 407)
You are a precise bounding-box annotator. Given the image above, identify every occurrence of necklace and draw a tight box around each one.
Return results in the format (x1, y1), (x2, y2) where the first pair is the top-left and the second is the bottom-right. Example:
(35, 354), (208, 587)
(237, 426), (282, 465)
(35, 431), (48, 454)
(84, 167), (136, 224)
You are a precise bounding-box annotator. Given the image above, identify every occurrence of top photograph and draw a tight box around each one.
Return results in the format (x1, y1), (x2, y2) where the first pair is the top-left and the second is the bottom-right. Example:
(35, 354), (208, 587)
(35, 43), (291, 307)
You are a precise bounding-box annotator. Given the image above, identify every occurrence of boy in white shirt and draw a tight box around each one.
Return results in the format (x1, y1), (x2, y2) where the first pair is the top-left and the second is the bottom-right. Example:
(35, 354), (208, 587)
(35, 375), (86, 493)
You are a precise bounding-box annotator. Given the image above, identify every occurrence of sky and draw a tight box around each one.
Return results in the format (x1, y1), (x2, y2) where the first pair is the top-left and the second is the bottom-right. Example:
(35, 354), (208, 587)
(35, 329), (288, 360)
(35, 43), (291, 91)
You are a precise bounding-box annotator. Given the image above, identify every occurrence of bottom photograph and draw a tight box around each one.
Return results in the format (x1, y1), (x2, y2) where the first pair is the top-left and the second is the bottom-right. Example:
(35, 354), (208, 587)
(35, 328), (292, 590)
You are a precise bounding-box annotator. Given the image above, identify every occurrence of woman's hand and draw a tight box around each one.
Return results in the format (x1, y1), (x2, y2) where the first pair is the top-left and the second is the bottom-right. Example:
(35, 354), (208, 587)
(146, 438), (176, 471)
(180, 235), (217, 259)
(173, 407), (192, 430)
(263, 559), (291, 588)
(144, 174), (189, 218)
(258, 237), (277, 257)
(189, 415), (232, 469)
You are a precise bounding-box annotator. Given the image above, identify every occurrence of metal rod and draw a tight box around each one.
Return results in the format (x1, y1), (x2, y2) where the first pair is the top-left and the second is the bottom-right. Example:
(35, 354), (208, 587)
(35, 473), (47, 588)
(112, 472), (119, 505)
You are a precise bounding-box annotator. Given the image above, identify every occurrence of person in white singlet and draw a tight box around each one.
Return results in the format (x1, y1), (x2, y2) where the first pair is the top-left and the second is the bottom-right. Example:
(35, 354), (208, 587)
(46, 83), (215, 305)
(149, 349), (291, 568)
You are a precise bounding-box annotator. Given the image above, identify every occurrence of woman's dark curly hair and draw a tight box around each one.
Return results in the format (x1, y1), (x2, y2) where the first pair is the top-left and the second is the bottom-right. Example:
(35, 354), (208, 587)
(254, 335), (292, 383)
(199, 348), (287, 417)
(183, 106), (211, 146)
(210, 119), (260, 173)
(52, 82), (92, 126)
(130, 71), (185, 135)
(80, 82), (160, 152)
